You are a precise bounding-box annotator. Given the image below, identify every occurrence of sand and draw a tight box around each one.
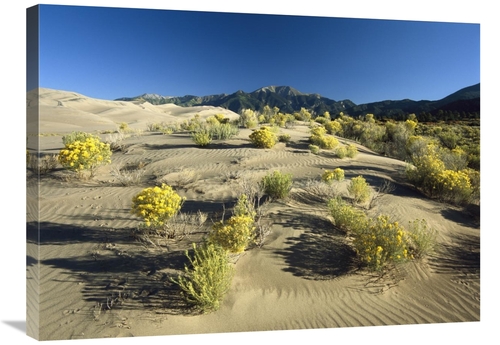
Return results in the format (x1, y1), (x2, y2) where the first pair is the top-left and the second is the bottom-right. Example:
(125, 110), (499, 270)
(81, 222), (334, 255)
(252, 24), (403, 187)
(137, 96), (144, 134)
(26, 88), (480, 341)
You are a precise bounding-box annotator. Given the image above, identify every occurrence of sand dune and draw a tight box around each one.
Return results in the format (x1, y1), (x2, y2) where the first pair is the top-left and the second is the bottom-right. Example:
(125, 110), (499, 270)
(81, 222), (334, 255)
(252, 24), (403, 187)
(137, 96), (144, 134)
(26, 89), (480, 341)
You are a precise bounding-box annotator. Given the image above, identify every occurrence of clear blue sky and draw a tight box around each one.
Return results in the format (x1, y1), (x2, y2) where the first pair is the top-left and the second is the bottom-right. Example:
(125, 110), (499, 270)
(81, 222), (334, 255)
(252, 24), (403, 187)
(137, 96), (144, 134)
(37, 4), (480, 105)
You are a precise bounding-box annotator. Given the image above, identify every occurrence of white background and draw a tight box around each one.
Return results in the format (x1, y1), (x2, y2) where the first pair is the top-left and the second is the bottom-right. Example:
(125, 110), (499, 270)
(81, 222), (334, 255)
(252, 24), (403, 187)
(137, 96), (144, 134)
(1, 1), (496, 344)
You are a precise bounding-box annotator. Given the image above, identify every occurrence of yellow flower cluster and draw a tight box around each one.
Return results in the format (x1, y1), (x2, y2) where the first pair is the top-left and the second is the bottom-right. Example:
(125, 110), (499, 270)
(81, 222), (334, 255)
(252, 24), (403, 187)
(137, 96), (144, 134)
(353, 215), (411, 271)
(249, 127), (276, 148)
(131, 184), (184, 227)
(322, 168), (345, 184)
(58, 137), (111, 175)
(310, 125), (339, 150)
(210, 215), (255, 253)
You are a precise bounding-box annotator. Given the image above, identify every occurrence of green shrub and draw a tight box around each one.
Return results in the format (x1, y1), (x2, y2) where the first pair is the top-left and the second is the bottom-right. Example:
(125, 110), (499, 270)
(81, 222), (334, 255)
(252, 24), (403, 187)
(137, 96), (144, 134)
(327, 196), (368, 233)
(260, 170), (293, 199)
(278, 134), (291, 143)
(62, 131), (99, 146)
(209, 122), (239, 140)
(353, 215), (412, 271)
(322, 168), (345, 184)
(209, 215), (255, 253)
(131, 184), (185, 228)
(119, 122), (130, 133)
(406, 219), (437, 259)
(346, 144), (358, 158)
(173, 242), (234, 313)
(58, 135), (112, 178)
(249, 127), (276, 148)
(335, 146), (347, 159)
(191, 129), (212, 147)
(309, 144), (320, 155)
(348, 175), (371, 204)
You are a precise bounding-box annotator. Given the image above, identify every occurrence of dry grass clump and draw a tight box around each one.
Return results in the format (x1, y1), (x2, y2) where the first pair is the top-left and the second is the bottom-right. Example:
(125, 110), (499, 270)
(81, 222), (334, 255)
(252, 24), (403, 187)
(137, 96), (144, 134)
(110, 163), (146, 186)
(27, 152), (59, 175)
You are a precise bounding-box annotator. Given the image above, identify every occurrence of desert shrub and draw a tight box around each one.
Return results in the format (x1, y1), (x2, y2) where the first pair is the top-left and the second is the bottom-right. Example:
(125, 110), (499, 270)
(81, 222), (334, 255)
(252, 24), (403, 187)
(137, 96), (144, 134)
(434, 169), (473, 204)
(104, 132), (126, 152)
(278, 134), (291, 143)
(439, 147), (468, 171)
(406, 219), (437, 259)
(327, 196), (368, 233)
(58, 136), (112, 178)
(346, 144), (358, 158)
(438, 130), (459, 149)
(260, 170), (293, 199)
(310, 126), (339, 150)
(62, 131), (99, 146)
(347, 175), (371, 204)
(309, 144), (320, 155)
(173, 242), (234, 313)
(335, 146), (347, 159)
(352, 214), (412, 271)
(209, 122), (239, 140)
(118, 122), (130, 133)
(318, 135), (340, 150)
(249, 127), (276, 148)
(131, 183), (185, 228)
(322, 168), (345, 184)
(28, 153), (59, 175)
(191, 129), (212, 147)
(209, 214), (255, 253)
(111, 164), (145, 186)
(233, 193), (257, 220)
(324, 120), (343, 135)
(239, 109), (259, 128)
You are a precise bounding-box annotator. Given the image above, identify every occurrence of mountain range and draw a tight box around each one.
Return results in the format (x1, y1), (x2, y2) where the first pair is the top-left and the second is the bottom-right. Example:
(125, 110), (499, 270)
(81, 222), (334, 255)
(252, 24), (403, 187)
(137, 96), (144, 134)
(116, 83), (480, 119)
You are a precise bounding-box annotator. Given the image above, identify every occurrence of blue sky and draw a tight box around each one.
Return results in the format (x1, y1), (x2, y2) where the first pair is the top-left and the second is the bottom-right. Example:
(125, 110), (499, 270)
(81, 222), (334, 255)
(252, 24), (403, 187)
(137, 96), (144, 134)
(37, 4), (480, 105)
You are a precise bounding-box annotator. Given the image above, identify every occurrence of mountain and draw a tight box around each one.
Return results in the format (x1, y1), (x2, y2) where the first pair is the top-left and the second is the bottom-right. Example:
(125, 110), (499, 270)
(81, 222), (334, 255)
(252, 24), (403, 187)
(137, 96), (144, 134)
(116, 85), (356, 115)
(116, 83), (480, 119)
(345, 83), (480, 119)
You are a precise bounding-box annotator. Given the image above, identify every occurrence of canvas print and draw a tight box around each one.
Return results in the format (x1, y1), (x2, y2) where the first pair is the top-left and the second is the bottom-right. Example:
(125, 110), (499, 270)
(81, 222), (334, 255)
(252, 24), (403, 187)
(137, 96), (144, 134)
(26, 4), (480, 341)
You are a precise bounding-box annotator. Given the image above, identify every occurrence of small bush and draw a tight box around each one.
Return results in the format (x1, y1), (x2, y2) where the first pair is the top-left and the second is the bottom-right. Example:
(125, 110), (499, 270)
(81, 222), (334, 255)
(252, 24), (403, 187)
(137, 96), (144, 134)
(62, 131), (99, 146)
(406, 219), (437, 259)
(119, 122), (130, 133)
(346, 144), (358, 158)
(58, 136), (112, 178)
(353, 215), (412, 271)
(191, 129), (212, 147)
(260, 170), (293, 199)
(249, 127), (276, 148)
(322, 168), (345, 184)
(327, 196), (368, 233)
(278, 134), (291, 143)
(348, 176), (371, 204)
(209, 215), (255, 253)
(309, 144), (320, 155)
(131, 184), (185, 228)
(335, 146), (347, 159)
(209, 122), (239, 140)
(173, 242), (234, 313)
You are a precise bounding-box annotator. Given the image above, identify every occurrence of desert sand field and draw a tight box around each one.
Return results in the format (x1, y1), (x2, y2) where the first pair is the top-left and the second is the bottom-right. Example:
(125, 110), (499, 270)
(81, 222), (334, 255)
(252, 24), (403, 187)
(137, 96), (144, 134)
(26, 88), (480, 341)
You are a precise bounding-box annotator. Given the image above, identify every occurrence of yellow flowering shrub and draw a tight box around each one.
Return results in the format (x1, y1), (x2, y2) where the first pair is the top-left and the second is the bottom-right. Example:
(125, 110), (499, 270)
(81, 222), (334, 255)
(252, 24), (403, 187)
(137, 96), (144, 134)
(309, 144), (320, 155)
(209, 215), (255, 253)
(58, 136), (112, 177)
(131, 184), (184, 228)
(434, 169), (473, 204)
(325, 120), (343, 135)
(249, 127), (276, 148)
(353, 215), (412, 271)
(310, 126), (339, 150)
(347, 175), (371, 204)
(322, 168), (345, 184)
